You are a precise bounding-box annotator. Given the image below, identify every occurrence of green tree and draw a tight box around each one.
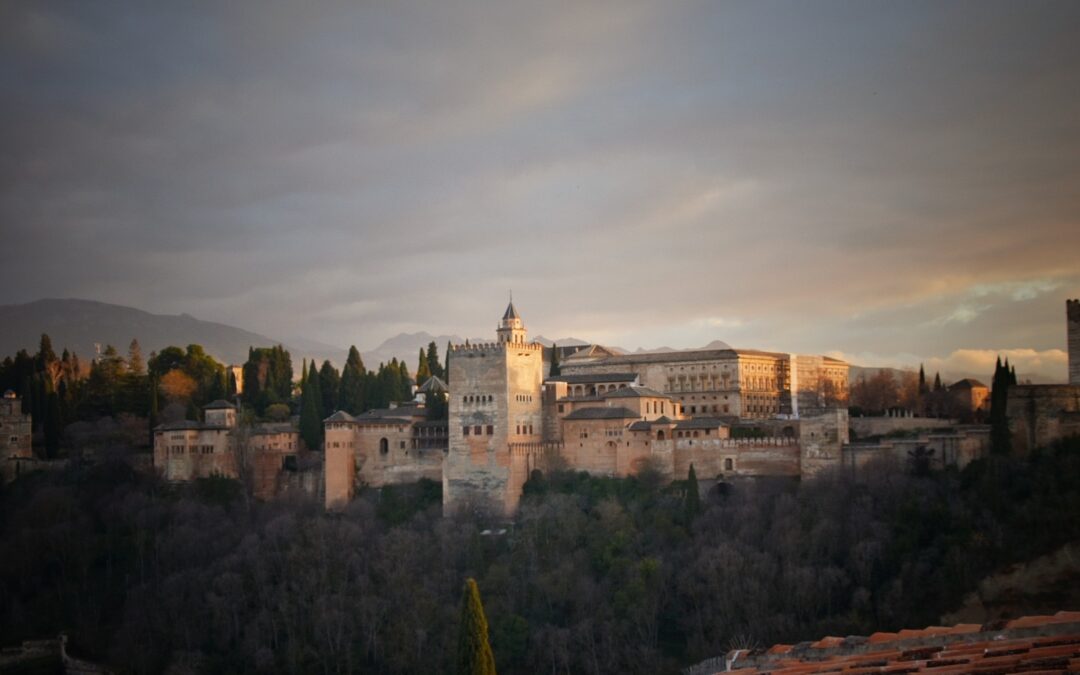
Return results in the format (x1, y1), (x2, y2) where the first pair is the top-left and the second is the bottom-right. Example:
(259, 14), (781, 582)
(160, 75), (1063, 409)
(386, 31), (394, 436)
(684, 463), (701, 523)
(426, 341), (444, 380)
(990, 356), (1013, 455)
(549, 345), (561, 377)
(416, 348), (432, 384)
(339, 346), (367, 415)
(127, 339), (145, 376)
(299, 361), (324, 451)
(319, 360), (340, 413)
(44, 390), (61, 458)
(457, 578), (497, 675)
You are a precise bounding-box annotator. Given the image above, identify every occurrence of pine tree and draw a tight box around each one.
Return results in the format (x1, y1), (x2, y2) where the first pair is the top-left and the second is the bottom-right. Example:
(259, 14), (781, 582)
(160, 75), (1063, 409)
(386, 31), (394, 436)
(684, 463), (701, 524)
(128, 339), (145, 375)
(457, 578), (497, 675)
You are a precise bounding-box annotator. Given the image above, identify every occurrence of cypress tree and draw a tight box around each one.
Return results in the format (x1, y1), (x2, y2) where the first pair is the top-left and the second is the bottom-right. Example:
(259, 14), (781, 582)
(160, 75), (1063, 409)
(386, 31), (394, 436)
(44, 390), (61, 459)
(445, 341), (453, 384)
(300, 363), (323, 451)
(684, 463), (701, 524)
(549, 345), (561, 377)
(426, 341), (443, 380)
(416, 348), (432, 384)
(918, 364), (927, 395)
(319, 360), (340, 413)
(990, 356), (1012, 455)
(398, 359), (412, 399)
(933, 372), (942, 392)
(339, 346), (367, 414)
(457, 578), (497, 675)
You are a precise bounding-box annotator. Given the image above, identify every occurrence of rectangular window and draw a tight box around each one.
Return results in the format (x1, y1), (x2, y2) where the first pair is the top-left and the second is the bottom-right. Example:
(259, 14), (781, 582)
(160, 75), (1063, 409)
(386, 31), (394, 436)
(474, 425), (482, 435)
(463, 426), (470, 436)
(486, 425), (494, 435)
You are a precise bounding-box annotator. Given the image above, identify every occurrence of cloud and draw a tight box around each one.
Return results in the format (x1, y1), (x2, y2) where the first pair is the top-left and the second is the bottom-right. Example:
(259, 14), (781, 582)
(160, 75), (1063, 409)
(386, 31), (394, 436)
(0, 1), (1078, 359)
(834, 348), (1069, 384)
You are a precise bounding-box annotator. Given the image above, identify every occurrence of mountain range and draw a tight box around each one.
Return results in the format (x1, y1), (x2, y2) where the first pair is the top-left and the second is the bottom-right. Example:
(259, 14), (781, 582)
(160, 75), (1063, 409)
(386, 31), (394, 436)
(0, 299), (1017, 384)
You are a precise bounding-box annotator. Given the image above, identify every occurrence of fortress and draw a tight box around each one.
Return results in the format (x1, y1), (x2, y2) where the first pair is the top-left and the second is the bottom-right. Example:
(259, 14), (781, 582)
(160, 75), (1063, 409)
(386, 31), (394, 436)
(325, 302), (855, 513)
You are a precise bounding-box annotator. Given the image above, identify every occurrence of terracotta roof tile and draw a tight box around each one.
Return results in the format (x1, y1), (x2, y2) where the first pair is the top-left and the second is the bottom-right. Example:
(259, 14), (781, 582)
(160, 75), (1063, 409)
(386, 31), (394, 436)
(688, 613), (1080, 675)
(810, 636), (845, 649)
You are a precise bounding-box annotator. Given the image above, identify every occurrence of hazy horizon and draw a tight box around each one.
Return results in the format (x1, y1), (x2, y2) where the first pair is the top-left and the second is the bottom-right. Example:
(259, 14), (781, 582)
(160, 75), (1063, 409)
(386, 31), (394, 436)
(2, 1), (1078, 381)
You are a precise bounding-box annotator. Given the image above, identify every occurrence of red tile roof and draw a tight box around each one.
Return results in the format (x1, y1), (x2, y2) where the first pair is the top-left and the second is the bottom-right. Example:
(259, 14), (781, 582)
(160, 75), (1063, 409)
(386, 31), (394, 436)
(687, 611), (1080, 674)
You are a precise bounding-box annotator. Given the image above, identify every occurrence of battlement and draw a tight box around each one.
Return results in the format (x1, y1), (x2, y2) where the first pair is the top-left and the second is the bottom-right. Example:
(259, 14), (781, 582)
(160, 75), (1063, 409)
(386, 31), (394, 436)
(449, 341), (544, 354)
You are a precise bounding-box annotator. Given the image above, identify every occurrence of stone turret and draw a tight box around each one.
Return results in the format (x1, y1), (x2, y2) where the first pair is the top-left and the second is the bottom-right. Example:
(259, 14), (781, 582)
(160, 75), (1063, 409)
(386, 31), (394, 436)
(496, 299), (528, 345)
(1069, 299), (1080, 386)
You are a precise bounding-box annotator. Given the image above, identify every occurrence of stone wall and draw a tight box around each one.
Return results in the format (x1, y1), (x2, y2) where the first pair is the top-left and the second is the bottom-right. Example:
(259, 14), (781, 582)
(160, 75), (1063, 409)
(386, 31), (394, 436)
(1007, 384), (1080, 454)
(843, 425), (990, 473)
(850, 415), (956, 439)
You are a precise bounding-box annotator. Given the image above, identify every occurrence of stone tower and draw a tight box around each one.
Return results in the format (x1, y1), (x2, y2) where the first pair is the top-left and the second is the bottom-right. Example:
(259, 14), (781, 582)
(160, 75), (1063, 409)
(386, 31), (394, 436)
(445, 302), (544, 514)
(1069, 299), (1080, 385)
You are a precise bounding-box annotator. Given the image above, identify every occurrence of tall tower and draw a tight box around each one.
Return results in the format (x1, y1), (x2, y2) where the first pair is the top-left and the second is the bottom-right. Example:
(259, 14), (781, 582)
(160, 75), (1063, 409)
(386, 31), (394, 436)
(496, 300), (528, 345)
(1068, 299), (1080, 385)
(445, 302), (543, 515)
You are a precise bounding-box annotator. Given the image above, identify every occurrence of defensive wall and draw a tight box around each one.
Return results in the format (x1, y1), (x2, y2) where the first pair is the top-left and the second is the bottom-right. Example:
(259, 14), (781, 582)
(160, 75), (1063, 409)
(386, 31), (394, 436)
(1007, 384), (1080, 455)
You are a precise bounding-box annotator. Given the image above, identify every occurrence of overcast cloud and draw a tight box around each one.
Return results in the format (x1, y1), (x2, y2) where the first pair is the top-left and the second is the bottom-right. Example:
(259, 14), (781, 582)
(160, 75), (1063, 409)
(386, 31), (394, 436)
(2, 1), (1078, 380)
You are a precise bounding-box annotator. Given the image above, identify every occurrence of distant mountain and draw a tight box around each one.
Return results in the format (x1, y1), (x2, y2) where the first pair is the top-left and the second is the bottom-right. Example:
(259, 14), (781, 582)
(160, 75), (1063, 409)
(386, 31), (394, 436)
(0, 298), (348, 369)
(360, 332), (486, 374)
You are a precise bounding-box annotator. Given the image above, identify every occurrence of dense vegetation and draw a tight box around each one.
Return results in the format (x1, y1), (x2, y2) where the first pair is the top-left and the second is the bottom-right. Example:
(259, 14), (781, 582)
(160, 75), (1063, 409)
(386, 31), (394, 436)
(0, 335), (441, 457)
(1, 440), (1078, 674)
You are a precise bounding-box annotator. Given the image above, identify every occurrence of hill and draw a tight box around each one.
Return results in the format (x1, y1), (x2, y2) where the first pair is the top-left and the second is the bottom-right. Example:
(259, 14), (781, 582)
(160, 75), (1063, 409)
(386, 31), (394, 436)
(0, 298), (331, 367)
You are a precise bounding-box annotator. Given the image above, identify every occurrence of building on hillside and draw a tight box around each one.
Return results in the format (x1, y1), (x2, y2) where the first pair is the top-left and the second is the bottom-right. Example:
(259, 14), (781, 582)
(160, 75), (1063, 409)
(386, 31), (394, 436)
(1, 390), (33, 482)
(947, 378), (990, 422)
(153, 399), (306, 500)
(328, 302), (860, 513)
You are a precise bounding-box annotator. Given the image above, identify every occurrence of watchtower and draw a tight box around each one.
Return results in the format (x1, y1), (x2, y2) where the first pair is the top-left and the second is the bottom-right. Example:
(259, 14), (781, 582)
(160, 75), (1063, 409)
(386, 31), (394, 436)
(445, 302), (544, 514)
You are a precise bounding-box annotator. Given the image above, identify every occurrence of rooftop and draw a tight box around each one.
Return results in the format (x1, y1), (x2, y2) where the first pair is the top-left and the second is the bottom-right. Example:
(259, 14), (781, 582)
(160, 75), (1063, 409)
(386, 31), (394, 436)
(691, 611), (1080, 675)
(562, 406), (641, 421)
(546, 372), (639, 385)
(203, 399), (237, 410)
(602, 385), (668, 399)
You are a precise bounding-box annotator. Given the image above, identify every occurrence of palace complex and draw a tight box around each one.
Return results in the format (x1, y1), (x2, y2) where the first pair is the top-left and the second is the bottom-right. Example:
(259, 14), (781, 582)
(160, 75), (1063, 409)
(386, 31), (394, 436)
(326, 302), (857, 513)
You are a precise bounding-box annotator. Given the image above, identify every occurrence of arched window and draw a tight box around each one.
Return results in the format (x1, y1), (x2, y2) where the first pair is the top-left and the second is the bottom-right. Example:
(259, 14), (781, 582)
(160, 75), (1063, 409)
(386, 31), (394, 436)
(379, 438), (389, 455)
(657, 430), (666, 441)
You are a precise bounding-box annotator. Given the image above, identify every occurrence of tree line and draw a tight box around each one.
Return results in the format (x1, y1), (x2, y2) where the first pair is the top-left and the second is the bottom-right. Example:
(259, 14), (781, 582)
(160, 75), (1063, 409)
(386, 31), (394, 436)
(0, 334), (448, 457)
(1, 436), (1077, 673)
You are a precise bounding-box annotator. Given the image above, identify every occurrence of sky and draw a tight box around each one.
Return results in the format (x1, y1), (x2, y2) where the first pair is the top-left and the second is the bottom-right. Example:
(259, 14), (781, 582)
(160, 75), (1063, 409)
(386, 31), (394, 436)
(2, 1), (1078, 381)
